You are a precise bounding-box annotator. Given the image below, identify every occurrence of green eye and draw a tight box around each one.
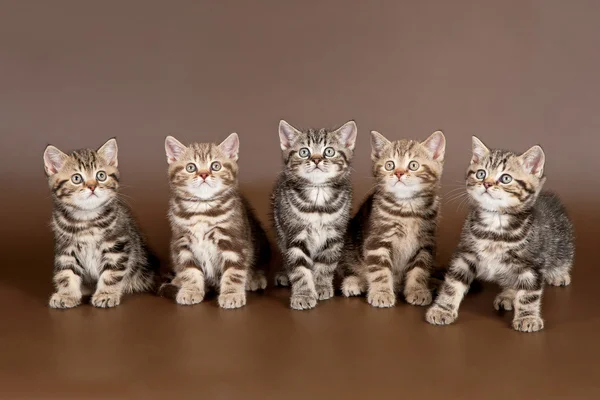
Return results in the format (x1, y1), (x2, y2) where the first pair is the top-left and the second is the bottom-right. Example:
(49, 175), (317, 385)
(71, 174), (83, 184)
(186, 163), (197, 173)
(211, 161), (221, 171)
(408, 161), (420, 171)
(500, 174), (513, 184)
(476, 169), (486, 180)
(385, 161), (395, 171)
(299, 148), (311, 158)
(324, 147), (335, 157)
(96, 171), (107, 181)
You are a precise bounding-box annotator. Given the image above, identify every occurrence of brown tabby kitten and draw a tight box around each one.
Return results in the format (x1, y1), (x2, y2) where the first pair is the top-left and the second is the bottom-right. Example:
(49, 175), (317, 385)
(426, 137), (574, 332)
(44, 139), (156, 309)
(164, 133), (270, 309)
(341, 130), (446, 307)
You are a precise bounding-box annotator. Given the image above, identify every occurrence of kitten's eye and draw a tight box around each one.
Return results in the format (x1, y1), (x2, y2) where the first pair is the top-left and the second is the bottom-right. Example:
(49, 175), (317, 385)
(408, 161), (420, 171)
(324, 147), (335, 157)
(96, 171), (107, 181)
(186, 163), (197, 173)
(500, 174), (513, 184)
(211, 161), (221, 171)
(71, 174), (83, 184)
(476, 169), (486, 180)
(385, 161), (395, 171)
(299, 148), (311, 158)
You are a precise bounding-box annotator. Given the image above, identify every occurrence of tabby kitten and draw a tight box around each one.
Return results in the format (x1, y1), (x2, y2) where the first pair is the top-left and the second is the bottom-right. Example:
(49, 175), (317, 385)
(43, 138), (155, 309)
(164, 133), (270, 309)
(341, 130), (446, 307)
(426, 137), (574, 332)
(272, 120), (357, 310)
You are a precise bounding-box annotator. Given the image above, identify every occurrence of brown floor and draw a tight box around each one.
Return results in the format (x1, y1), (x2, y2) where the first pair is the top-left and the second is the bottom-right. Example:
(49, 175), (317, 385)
(1, 209), (599, 399)
(2, 1), (600, 399)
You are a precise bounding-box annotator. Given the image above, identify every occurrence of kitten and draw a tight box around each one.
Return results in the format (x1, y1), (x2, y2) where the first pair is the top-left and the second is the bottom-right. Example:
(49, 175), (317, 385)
(43, 138), (156, 309)
(341, 130), (446, 307)
(272, 120), (357, 310)
(426, 137), (574, 332)
(164, 133), (270, 309)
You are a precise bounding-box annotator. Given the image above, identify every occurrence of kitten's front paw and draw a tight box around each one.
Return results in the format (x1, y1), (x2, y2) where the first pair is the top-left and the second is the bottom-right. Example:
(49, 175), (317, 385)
(49, 293), (81, 309)
(290, 293), (318, 310)
(176, 289), (205, 305)
(247, 274), (267, 291)
(405, 289), (432, 306)
(494, 294), (514, 311)
(91, 292), (121, 308)
(426, 305), (457, 325)
(316, 285), (334, 300)
(218, 292), (247, 309)
(512, 316), (544, 332)
(341, 276), (364, 297)
(367, 290), (396, 308)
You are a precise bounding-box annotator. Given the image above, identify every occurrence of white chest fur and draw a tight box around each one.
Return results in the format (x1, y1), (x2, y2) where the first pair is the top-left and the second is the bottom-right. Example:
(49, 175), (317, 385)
(391, 218), (421, 271)
(188, 221), (221, 283)
(75, 237), (104, 281)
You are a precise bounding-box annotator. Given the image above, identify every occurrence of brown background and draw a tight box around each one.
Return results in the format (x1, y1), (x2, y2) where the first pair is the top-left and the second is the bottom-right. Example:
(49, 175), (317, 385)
(1, 1), (599, 399)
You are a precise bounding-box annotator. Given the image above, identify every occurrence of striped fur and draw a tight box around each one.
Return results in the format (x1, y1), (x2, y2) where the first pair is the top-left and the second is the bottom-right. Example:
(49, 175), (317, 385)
(272, 120), (357, 310)
(341, 130), (446, 307)
(163, 134), (270, 309)
(43, 139), (155, 309)
(426, 137), (574, 332)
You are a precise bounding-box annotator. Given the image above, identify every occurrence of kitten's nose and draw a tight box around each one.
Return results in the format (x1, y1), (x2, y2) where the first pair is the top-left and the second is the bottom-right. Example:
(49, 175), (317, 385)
(395, 170), (405, 179)
(199, 173), (209, 180)
(88, 185), (96, 192)
(312, 157), (322, 165)
(484, 181), (494, 189)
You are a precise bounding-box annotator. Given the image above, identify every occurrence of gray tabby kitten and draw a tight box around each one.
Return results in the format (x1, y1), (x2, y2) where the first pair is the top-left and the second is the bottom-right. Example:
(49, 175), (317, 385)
(341, 130), (446, 307)
(43, 139), (155, 309)
(164, 133), (270, 309)
(426, 137), (574, 332)
(272, 120), (357, 310)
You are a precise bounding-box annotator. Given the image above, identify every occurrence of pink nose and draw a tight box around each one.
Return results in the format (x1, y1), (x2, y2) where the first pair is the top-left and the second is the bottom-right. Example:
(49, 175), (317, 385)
(484, 182), (493, 189)
(312, 158), (322, 165)
(395, 171), (404, 179)
(88, 185), (96, 192)
(199, 173), (209, 180)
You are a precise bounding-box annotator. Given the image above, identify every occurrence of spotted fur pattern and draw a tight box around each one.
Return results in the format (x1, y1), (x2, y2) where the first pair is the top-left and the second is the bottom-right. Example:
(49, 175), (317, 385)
(341, 130), (446, 307)
(43, 139), (156, 309)
(426, 137), (574, 332)
(272, 120), (357, 310)
(163, 133), (270, 309)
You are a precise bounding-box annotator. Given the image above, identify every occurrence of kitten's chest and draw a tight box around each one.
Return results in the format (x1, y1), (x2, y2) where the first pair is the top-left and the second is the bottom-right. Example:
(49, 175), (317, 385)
(472, 237), (513, 281)
(188, 222), (221, 280)
(75, 239), (104, 280)
(390, 218), (421, 269)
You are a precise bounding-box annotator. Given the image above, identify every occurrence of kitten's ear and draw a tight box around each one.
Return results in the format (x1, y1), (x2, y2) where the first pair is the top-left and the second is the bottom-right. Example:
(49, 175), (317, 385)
(165, 136), (187, 164)
(43, 145), (68, 176)
(422, 130), (446, 161)
(471, 136), (490, 164)
(97, 138), (118, 167)
(278, 120), (302, 151)
(218, 132), (240, 161)
(334, 120), (358, 150)
(370, 130), (391, 160)
(519, 145), (545, 178)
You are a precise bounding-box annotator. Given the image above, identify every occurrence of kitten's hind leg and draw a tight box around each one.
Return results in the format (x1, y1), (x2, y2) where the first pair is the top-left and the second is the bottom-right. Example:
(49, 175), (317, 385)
(274, 271), (290, 287)
(544, 264), (572, 287)
(246, 270), (267, 291)
(342, 274), (366, 297)
(494, 288), (516, 311)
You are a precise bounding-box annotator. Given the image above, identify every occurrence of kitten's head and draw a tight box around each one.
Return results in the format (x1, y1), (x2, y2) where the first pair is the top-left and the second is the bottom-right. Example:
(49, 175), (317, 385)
(466, 136), (546, 212)
(371, 130), (446, 199)
(278, 120), (357, 184)
(165, 133), (239, 200)
(43, 138), (120, 210)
